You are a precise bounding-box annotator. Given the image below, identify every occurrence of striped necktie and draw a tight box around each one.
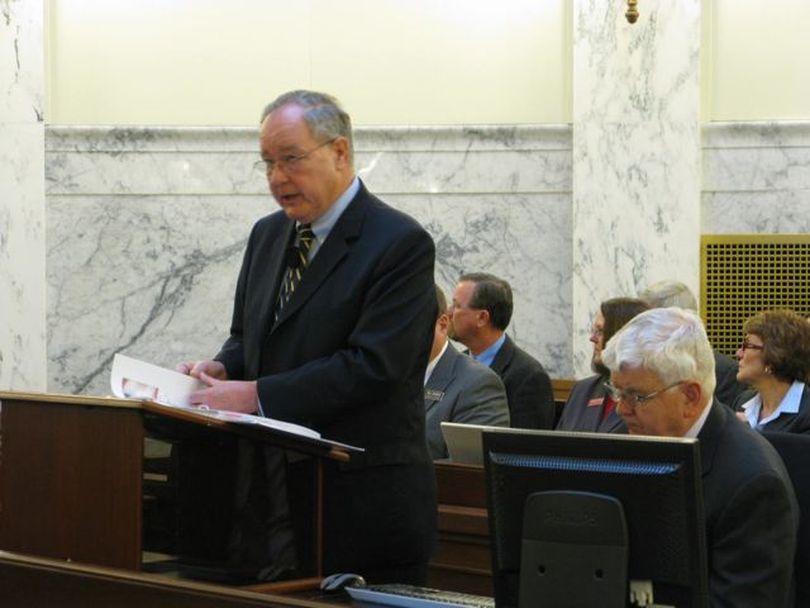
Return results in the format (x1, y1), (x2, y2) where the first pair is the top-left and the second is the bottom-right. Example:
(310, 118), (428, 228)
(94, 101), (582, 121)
(275, 223), (315, 321)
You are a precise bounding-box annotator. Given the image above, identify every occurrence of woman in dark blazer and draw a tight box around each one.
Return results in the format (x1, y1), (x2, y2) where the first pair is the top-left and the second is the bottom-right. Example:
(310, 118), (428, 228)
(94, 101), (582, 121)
(733, 309), (810, 434)
(556, 297), (649, 433)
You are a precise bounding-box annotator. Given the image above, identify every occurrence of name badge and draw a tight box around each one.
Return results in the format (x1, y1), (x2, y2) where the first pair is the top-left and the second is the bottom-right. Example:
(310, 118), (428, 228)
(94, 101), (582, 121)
(425, 389), (444, 402)
(587, 397), (603, 407)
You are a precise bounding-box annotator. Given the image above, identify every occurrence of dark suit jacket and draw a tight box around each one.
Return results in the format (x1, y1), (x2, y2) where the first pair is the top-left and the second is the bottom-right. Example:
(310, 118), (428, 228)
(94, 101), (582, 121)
(490, 335), (555, 429)
(555, 374), (626, 433)
(424, 343), (509, 459)
(215, 182), (437, 579)
(714, 351), (747, 406)
(732, 384), (810, 434)
(698, 401), (798, 607)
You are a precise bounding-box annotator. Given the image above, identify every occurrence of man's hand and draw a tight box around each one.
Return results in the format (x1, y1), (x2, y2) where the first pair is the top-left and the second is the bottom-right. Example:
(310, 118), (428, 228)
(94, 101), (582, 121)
(189, 374), (259, 414)
(176, 359), (228, 381)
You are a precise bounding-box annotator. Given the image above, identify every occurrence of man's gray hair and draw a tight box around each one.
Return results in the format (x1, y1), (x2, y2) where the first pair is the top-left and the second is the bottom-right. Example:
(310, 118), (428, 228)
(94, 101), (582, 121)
(639, 280), (698, 311)
(602, 307), (716, 397)
(260, 90), (354, 163)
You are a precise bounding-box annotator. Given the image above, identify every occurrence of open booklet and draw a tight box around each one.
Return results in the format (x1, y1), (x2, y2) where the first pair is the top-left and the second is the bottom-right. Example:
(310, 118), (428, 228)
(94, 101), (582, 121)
(110, 353), (321, 440)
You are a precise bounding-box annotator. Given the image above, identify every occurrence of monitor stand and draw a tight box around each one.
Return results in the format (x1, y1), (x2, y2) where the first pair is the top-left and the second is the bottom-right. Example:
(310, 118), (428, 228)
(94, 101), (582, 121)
(519, 491), (628, 608)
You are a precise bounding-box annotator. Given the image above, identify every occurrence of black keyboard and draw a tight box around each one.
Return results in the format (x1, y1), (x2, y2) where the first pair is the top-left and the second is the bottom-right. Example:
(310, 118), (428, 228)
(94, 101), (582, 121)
(346, 583), (495, 608)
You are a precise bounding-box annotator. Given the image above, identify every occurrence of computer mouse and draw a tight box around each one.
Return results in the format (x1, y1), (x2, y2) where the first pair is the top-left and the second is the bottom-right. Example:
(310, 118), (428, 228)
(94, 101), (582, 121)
(320, 572), (367, 592)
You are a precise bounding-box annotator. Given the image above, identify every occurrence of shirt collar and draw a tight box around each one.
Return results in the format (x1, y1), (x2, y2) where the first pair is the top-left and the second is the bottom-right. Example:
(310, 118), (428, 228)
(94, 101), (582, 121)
(301, 176), (360, 259)
(425, 340), (449, 385)
(474, 334), (507, 368)
(684, 398), (713, 438)
(742, 380), (805, 429)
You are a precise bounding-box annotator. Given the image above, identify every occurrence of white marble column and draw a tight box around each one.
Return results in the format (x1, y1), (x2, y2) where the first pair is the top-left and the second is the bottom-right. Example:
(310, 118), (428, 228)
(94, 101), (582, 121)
(572, 0), (701, 375)
(0, 0), (46, 390)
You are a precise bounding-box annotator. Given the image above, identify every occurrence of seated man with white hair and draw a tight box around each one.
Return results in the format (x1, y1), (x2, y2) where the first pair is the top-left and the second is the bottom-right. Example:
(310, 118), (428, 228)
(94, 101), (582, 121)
(602, 307), (798, 608)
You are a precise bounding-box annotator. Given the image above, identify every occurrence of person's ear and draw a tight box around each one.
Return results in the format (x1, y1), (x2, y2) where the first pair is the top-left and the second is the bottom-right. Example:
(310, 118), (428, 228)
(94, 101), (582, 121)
(682, 381), (704, 415)
(331, 136), (351, 169)
(477, 309), (490, 328)
(437, 313), (450, 335)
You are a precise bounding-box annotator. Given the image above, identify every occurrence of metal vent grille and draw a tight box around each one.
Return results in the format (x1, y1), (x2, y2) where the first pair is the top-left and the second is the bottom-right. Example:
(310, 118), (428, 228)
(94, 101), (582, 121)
(701, 235), (810, 356)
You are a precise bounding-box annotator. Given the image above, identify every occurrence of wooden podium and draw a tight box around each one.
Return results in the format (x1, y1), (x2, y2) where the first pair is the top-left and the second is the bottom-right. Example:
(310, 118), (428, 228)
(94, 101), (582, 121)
(0, 391), (357, 579)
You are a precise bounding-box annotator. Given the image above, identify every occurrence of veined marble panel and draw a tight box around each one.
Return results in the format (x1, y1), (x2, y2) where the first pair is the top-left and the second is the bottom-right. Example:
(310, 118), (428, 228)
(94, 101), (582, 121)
(0, 123), (46, 390)
(702, 122), (810, 234)
(0, 0), (44, 123)
(47, 195), (265, 395)
(0, 0), (46, 391)
(391, 193), (572, 377)
(46, 125), (574, 395)
(572, 0), (700, 376)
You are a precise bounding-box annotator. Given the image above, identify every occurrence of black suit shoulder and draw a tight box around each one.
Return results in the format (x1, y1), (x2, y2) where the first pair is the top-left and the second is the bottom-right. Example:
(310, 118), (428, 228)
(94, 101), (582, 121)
(698, 402), (798, 607)
(491, 335), (554, 429)
(713, 351), (747, 406)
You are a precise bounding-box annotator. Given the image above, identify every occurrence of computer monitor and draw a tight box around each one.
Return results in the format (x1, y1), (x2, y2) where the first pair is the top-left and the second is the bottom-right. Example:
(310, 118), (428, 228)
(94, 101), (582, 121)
(483, 430), (709, 608)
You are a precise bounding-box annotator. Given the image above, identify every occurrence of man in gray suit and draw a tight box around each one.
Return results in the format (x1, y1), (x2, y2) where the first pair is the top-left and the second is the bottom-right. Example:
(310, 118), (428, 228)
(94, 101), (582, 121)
(424, 286), (509, 459)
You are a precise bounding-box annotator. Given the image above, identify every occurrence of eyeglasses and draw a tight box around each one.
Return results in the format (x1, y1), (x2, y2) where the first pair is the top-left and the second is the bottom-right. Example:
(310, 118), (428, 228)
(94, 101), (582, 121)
(603, 380), (687, 409)
(739, 340), (764, 352)
(257, 138), (337, 175)
(448, 301), (480, 312)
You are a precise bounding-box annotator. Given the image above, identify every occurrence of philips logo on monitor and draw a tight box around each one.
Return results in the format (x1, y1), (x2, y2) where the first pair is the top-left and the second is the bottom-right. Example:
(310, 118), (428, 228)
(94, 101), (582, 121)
(541, 508), (598, 527)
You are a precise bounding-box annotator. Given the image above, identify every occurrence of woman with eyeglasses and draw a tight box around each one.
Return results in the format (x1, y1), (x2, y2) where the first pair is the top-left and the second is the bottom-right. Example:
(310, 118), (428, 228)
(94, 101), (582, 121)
(734, 309), (810, 433)
(556, 297), (650, 433)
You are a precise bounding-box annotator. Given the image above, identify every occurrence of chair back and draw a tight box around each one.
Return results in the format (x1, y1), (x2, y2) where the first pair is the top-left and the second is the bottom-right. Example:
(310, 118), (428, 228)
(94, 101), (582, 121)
(762, 431), (810, 608)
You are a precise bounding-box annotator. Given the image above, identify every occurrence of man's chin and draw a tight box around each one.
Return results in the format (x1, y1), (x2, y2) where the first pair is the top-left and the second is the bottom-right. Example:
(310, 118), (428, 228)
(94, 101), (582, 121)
(279, 205), (310, 224)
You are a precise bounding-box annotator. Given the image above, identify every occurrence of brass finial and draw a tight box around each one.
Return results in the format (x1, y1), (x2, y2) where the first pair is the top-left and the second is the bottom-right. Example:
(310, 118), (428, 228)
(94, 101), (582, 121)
(626, 0), (639, 24)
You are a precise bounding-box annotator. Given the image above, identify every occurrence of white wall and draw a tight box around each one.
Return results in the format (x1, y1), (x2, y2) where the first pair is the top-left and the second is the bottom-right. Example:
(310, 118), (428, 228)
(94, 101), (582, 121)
(47, 1), (810, 126)
(706, 0), (810, 121)
(46, 0), (571, 125)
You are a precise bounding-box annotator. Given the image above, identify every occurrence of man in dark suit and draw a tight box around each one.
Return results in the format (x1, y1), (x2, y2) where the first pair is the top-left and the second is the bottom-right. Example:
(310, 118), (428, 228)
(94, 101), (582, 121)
(639, 280), (747, 406)
(179, 90), (437, 583)
(424, 286), (509, 459)
(448, 273), (554, 429)
(603, 307), (798, 607)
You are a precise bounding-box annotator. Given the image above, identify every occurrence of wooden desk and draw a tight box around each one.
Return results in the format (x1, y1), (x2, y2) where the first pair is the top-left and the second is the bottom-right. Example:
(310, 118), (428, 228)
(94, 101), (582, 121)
(427, 380), (576, 595)
(428, 461), (490, 596)
(551, 378), (575, 404)
(0, 391), (355, 579)
(0, 550), (343, 608)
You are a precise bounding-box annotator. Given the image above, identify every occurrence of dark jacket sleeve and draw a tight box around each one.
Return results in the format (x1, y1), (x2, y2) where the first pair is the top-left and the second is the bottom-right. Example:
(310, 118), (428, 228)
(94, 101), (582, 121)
(707, 472), (797, 608)
(509, 364), (555, 429)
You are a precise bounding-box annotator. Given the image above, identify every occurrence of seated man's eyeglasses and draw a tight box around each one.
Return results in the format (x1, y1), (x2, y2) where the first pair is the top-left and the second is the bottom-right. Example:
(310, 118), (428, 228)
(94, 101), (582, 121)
(258, 138), (337, 174)
(603, 380), (687, 408)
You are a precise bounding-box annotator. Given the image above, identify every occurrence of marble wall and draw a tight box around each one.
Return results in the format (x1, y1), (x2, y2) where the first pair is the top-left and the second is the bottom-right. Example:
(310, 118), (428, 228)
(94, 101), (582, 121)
(45, 125), (573, 395)
(44, 120), (810, 396)
(0, 0), (46, 390)
(571, 0), (701, 376)
(703, 122), (810, 233)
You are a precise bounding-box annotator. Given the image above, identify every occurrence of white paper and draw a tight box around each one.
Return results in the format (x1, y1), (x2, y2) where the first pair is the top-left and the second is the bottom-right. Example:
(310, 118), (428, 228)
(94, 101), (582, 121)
(111, 353), (205, 406)
(110, 353), (321, 439)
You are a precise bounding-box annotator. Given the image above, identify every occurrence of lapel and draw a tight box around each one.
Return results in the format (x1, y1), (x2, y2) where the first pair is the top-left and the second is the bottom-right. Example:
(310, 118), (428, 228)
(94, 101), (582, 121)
(425, 345), (458, 412)
(270, 184), (368, 331)
(490, 334), (513, 375)
(257, 220), (296, 342)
